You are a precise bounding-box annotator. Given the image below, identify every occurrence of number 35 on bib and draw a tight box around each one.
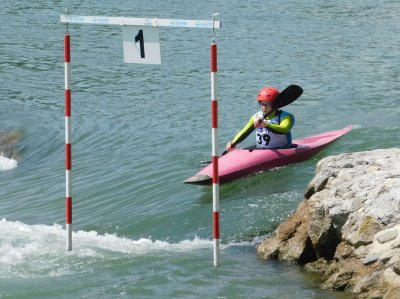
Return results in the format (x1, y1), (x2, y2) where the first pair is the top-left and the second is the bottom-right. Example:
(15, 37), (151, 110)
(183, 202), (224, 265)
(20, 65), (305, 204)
(122, 26), (161, 64)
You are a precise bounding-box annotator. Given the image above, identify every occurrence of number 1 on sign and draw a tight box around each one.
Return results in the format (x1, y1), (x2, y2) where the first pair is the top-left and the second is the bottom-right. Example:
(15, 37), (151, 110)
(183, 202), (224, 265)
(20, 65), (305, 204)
(122, 25), (161, 64)
(135, 29), (145, 58)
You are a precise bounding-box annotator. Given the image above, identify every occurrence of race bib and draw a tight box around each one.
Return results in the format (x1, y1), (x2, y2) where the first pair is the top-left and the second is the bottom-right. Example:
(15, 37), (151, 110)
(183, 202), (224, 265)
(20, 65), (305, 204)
(256, 131), (271, 147)
(255, 128), (289, 149)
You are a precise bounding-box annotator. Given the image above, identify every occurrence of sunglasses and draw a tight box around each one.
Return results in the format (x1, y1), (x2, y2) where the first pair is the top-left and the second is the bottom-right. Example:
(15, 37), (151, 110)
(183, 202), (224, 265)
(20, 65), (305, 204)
(259, 102), (273, 107)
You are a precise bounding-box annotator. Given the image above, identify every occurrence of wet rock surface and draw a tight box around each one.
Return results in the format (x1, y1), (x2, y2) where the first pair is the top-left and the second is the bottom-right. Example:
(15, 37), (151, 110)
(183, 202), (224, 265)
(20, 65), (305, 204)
(257, 148), (400, 298)
(0, 131), (21, 160)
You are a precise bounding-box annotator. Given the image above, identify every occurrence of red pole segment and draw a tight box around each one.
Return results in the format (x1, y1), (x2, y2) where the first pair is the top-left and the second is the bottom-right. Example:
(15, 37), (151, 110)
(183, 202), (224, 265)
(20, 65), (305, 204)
(211, 42), (220, 266)
(65, 33), (72, 251)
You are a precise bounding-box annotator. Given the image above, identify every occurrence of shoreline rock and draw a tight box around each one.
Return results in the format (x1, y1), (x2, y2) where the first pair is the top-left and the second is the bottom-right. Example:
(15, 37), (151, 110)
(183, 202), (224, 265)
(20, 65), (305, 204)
(0, 131), (21, 160)
(257, 148), (400, 298)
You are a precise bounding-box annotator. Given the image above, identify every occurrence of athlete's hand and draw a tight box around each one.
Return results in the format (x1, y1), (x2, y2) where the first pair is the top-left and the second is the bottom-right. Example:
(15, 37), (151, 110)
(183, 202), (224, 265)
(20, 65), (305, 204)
(254, 118), (266, 128)
(226, 142), (235, 151)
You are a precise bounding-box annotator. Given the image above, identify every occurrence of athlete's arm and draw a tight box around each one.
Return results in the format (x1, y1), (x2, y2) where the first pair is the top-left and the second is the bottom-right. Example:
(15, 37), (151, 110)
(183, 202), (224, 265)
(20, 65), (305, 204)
(230, 116), (256, 146)
(266, 115), (293, 133)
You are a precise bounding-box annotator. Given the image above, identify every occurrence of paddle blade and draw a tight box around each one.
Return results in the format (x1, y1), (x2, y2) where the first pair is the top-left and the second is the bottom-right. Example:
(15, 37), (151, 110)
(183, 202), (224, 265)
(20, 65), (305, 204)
(274, 85), (303, 109)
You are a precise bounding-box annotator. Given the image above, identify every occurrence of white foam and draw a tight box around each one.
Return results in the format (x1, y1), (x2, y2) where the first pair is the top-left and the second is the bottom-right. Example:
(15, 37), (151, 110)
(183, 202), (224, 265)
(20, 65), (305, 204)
(0, 219), (215, 278)
(72, 229), (214, 254)
(0, 154), (17, 170)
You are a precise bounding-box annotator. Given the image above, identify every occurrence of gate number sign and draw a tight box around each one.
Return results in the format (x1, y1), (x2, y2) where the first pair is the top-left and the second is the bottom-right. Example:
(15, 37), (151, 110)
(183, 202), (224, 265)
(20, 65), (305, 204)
(122, 26), (161, 64)
(60, 15), (221, 65)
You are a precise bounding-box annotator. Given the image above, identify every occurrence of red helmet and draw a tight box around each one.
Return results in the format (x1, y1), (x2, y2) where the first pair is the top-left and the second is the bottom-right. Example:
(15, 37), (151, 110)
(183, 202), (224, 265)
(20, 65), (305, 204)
(257, 87), (280, 102)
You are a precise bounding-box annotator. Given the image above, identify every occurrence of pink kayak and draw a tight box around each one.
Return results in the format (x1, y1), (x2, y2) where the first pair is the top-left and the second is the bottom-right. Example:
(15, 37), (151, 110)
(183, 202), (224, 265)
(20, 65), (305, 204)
(184, 125), (352, 185)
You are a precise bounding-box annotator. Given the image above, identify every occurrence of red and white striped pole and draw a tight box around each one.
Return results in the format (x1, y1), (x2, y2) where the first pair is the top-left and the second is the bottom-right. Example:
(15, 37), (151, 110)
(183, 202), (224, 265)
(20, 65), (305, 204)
(64, 33), (72, 251)
(211, 38), (220, 266)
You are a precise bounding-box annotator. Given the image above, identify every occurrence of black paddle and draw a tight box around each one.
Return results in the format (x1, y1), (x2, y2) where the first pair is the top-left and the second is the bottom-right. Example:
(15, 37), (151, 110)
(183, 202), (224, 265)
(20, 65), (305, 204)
(273, 84), (303, 109)
(200, 150), (228, 166)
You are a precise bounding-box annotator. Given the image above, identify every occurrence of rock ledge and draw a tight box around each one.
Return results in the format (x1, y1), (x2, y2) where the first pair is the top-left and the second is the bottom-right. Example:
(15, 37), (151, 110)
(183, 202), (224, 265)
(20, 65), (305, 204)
(257, 148), (400, 298)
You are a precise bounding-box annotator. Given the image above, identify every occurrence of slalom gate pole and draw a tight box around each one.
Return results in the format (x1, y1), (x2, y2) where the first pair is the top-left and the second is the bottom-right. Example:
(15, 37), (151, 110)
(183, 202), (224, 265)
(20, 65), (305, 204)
(211, 39), (220, 267)
(64, 33), (72, 251)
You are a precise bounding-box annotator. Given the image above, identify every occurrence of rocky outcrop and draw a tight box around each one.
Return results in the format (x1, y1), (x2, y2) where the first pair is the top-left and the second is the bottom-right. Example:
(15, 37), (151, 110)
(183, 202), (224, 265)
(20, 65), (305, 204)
(257, 148), (400, 298)
(0, 131), (21, 160)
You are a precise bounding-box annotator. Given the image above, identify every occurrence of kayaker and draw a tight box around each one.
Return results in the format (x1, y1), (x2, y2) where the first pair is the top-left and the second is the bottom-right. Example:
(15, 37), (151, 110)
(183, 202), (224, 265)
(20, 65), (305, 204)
(226, 86), (295, 151)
